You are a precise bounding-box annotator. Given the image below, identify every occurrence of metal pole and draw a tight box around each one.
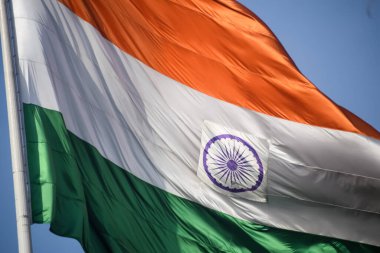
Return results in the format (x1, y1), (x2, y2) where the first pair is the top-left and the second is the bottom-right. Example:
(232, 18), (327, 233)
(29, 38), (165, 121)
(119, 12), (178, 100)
(0, 0), (33, 252)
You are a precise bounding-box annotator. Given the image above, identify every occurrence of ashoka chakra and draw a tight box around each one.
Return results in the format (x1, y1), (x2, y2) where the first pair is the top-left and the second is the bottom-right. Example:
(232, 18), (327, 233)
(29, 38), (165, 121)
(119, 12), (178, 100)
(202, 134), (263, 193)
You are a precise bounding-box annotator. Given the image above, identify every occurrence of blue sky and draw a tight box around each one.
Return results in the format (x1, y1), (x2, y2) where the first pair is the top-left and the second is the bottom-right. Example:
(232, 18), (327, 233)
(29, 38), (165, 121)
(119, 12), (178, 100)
(0, 1), (379, 252)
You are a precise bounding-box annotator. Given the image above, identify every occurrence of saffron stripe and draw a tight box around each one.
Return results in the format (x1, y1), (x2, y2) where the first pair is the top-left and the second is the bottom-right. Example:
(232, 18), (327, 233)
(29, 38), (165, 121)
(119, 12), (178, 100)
(56, 0), (380, 139)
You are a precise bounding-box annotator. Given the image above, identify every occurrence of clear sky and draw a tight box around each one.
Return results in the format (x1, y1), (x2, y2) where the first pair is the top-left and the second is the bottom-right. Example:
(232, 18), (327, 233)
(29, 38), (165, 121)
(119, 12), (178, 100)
(1, 1), (379, 252)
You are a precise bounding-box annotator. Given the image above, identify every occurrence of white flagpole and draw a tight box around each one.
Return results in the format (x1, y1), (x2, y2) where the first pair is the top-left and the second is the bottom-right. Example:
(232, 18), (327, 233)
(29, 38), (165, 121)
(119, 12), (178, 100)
(0, 0), (33, 252)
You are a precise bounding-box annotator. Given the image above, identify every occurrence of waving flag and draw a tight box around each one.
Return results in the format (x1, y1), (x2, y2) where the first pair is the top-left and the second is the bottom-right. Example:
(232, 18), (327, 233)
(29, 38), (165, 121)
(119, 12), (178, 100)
(11, 0), (380, 252)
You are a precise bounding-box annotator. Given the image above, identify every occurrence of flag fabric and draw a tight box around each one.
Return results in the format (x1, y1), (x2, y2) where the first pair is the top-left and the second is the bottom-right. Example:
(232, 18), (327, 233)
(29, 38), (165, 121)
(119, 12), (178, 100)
(12, 0), (380, 252)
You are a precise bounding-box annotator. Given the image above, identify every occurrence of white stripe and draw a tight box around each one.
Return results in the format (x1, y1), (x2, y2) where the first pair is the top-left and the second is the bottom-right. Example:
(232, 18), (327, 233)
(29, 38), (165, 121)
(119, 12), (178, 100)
(14, 0), (380, 246)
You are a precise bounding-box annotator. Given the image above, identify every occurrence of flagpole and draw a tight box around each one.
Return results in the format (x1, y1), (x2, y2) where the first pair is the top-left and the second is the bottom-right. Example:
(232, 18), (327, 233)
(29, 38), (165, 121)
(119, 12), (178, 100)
(0, 0), (33, 252)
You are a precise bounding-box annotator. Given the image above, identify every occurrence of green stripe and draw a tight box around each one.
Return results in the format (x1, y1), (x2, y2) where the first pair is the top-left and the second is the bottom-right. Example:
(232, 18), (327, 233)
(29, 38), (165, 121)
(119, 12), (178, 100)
(24, 103), (377, 253)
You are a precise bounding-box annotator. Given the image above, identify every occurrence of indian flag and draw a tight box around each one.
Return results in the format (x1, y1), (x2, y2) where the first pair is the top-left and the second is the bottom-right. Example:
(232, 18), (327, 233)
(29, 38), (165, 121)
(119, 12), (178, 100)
(11, 0), (380, 252)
